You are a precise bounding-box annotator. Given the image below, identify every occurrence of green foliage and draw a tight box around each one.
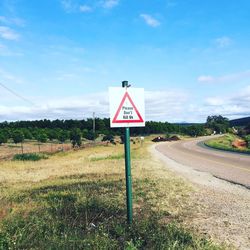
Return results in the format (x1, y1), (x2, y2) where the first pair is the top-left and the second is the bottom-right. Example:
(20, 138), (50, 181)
(57, 130), (69, 143)
(244, 135), (250, 149)
(70, 128), (82, 147)
(21, 128), (33, 139)
(83, 130), (96, 141)
(13, 153), (49, 161)
(206, 115), (229, 133)
(12, 130), (24, 144)
(46, 129), (58, 141)
(183, 125), (206, 137)
(0, 131), (8, 145)
(0, 116), (235, 139)
(36, 132), (48, 143)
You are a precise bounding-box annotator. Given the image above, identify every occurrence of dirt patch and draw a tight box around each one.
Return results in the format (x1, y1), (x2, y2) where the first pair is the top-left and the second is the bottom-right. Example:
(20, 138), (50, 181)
(232, 139), (247, 149)
(152, 135), (180, 142)
(150, 143), (250, 250)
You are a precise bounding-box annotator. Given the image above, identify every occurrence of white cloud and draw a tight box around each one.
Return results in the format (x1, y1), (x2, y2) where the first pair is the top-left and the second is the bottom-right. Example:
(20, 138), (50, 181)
(197, 70), (250, 84)
(214, 36), (232, 48)
(102, 0), (119, 9)
(140, 14), (160, 27)
(203, 85), (250, 118)
(0, 90), (189, 122)
(197, 75), (214, 83)
(1, 86), (249, 122)
(79, 5), (92, 12)
(0, 26), (19, 40)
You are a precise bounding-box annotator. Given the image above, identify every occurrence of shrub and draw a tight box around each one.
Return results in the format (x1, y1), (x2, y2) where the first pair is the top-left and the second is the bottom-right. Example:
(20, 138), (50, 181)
(13, 153), (48, 161)
(102, 134), (114, 142)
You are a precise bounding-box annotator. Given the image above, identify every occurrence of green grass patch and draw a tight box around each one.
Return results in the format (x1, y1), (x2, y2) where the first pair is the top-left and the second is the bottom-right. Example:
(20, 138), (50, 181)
(7, 144), (21, 148)
(12, 153), (49, 161)
(90, 153), (124, 161)
(204, 134), (250, 154)
(0, 177), (223, 250)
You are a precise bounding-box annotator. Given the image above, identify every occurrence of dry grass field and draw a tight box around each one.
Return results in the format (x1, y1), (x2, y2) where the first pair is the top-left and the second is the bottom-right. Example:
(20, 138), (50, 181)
(0, 137), (225, 249)
(0, 141), (72, 161)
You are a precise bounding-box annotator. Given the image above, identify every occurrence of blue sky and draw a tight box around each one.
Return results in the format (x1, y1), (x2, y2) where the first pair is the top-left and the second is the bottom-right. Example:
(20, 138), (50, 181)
(0, 0), (250, 122)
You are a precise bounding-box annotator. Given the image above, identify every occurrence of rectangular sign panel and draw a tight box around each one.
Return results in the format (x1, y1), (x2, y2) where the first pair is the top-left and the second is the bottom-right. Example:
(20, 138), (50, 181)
(109, 87), (145, 128)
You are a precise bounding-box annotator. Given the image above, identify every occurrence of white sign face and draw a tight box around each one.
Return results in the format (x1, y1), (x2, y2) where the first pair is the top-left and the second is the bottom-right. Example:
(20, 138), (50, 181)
(109, 87), (145, 128)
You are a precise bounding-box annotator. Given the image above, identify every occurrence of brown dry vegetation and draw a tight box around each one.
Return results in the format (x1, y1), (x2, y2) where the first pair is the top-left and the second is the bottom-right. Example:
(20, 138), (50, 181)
(0, 141), (72, 161)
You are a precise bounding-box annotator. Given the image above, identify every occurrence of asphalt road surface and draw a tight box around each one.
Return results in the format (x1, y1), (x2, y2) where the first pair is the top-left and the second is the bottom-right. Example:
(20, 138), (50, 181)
(155, 136), (250, 188)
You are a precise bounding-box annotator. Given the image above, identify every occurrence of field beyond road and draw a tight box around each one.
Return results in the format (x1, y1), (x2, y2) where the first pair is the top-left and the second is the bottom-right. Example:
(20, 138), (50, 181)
(0, 137), (227, 249)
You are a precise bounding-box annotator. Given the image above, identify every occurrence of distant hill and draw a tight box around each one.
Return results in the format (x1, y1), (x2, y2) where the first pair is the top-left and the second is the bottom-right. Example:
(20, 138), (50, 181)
(230, 117), (250, 127)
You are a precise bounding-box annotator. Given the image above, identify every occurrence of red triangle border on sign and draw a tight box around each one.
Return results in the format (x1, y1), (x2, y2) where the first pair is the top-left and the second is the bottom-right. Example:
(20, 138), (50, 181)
(112, 91), (144, 123)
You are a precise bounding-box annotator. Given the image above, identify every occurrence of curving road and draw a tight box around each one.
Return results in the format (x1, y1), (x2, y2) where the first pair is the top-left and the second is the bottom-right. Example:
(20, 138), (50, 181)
(155, 136), (250, 188)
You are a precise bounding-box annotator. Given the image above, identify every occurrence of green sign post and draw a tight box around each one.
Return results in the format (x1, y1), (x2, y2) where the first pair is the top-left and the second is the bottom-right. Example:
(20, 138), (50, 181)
(109, 81), (145, 224)
(122, 81), (133, 224)
(124, 126), (133, 224)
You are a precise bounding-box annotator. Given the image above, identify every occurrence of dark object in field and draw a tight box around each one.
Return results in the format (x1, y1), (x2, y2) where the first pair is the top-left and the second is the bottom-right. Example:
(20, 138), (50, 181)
(152, 136), (180, 142)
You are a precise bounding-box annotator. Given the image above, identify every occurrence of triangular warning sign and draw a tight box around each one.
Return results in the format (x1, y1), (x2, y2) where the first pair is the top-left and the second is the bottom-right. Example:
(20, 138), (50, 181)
(112, 91), (144, 123)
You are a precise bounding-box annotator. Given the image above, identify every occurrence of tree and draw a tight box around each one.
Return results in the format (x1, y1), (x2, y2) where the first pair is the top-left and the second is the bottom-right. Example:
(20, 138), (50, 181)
(46, 129), (58, 152)
(36, 132), (48, 152)
(21, 128), (33, 140)
(57, 130), (69, 151)
(0, 131), (8, 145)
(57, 130), (69, 143)
(206, 115), (229, 133)
(83, 130), (96, 141)
(70, 128), (82, 148)
(185, 125), (205, 137)
(12, 130), (24, 154)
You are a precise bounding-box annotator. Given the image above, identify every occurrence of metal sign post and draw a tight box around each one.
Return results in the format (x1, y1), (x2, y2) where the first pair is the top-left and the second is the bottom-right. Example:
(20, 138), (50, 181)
(109, 81), (145, 224)
(124, 126), (133, 224)
(123, 81), (133, 224)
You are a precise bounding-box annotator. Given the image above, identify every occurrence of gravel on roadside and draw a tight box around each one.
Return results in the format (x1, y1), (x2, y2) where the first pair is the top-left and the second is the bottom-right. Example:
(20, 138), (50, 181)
(151, 143), (250, 250)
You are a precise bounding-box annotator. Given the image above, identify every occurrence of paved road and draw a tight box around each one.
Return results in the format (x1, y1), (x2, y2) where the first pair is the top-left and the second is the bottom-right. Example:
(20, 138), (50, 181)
(155, 136), (250, 188)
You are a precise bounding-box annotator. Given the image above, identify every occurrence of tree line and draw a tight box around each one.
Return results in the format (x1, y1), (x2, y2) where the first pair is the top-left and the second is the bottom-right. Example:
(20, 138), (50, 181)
(0, 115), (232, 147)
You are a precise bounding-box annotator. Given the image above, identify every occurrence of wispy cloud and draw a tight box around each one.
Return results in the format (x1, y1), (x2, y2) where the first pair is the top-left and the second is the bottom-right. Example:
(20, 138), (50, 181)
(140, 14), (160, 27)
(0, 26), (19, 40)
(214, 36), (232, 48)
(61, 0), (119, 13)
(0, 16), (25, 27)
(79, 5), (92, 12)
(0, 68), (23, 84)
(60, 0), (75, 12)
(101, 0), (119, 9)
(197, 70), (250, 84)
